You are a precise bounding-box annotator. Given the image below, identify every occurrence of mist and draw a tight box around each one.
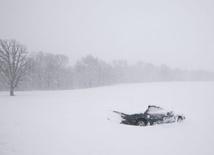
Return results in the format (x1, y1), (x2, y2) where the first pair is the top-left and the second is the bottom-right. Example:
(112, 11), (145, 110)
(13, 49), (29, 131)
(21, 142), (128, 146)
(1, 0), (214, 71)
(1, 1), (214, 155)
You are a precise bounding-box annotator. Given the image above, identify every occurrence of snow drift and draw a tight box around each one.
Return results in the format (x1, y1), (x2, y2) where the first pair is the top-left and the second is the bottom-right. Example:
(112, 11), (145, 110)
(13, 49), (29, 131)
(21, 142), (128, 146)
(0, 82), (214, 155)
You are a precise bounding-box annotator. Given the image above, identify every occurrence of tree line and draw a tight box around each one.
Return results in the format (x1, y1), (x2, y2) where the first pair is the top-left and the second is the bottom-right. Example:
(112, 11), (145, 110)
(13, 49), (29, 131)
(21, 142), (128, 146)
(1, 39), (214, 96)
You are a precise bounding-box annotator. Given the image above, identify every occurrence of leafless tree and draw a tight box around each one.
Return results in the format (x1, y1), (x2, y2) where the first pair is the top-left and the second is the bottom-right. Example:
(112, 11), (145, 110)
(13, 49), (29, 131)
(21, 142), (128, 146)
(0, 39), (31, 96)
(29, 52), (70, 90)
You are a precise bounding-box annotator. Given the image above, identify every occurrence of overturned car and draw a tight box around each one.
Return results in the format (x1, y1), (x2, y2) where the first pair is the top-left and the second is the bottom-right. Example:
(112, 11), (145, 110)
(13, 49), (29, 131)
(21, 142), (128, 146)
(113, 105), (185, 126)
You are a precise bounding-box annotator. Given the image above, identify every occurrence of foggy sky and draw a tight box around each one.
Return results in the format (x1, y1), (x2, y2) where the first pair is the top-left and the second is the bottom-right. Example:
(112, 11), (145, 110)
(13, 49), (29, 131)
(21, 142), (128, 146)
(1, 0), (214, 71)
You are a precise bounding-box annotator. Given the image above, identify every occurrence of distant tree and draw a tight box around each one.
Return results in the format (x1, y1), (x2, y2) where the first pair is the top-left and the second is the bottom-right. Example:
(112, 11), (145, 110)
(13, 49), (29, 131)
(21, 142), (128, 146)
(0, 71), (6, 90)
(29, 52), (70, 90)
(112, 60), (130, 83)
(130, 62), (155, 82)
(0, 39), (31, 96)
(74, 55), (112, 88)
(159, 64), (172, 81)
(51, 54), (69, 89)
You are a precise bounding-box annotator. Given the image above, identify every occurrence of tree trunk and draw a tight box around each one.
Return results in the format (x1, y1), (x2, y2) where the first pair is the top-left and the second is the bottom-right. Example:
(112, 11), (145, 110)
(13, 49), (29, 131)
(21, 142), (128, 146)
(10, 87), (15, 96)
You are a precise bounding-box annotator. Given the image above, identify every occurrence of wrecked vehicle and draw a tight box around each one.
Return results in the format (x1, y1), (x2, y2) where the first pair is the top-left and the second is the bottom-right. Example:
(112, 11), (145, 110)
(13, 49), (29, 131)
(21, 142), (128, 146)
(113, 105), (185, 126)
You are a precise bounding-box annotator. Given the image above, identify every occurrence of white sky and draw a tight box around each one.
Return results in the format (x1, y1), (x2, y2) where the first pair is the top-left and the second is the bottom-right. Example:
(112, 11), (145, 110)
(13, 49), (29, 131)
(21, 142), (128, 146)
(1, 0), (214, 71)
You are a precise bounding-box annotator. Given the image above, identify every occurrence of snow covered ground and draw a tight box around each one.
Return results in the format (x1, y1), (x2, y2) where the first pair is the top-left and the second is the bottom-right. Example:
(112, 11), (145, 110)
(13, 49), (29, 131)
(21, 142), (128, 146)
(0, 82), (214, 155)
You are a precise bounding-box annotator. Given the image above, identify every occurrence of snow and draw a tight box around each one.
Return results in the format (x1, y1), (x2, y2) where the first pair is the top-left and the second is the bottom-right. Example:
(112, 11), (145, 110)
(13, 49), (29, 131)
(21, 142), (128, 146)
(144, 105), (169, 115)
(0, 81), (214, 155)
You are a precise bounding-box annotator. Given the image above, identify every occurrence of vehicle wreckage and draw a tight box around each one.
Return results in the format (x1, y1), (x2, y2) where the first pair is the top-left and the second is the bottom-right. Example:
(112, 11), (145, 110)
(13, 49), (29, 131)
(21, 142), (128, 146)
(113, 105), (185, 126)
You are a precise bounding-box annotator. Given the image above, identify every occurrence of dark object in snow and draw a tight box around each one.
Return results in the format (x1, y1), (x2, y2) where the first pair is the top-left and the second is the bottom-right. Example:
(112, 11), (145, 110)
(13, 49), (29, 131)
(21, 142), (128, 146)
(113, 105), (185, 126)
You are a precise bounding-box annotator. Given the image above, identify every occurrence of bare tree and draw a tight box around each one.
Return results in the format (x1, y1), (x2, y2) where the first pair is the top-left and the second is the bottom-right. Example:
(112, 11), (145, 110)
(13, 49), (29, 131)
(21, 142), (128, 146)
(0, 39), (30, 96)
(29, 52), (70, 90)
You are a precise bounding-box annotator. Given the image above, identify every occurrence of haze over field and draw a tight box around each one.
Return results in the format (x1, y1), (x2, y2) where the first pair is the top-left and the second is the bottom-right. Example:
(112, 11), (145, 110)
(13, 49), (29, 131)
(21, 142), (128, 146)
(1, 0), (214, 71)
(1, 1), (214, 154)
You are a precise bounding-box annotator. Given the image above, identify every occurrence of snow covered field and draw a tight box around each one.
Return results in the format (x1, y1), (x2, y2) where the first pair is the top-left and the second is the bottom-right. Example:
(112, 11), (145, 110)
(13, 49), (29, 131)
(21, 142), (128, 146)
(0, 82), (214, 155)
